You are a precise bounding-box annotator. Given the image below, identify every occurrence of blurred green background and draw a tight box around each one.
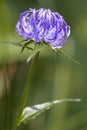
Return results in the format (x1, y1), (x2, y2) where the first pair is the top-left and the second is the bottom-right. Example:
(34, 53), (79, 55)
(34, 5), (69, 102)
(0, 0), (87, 130)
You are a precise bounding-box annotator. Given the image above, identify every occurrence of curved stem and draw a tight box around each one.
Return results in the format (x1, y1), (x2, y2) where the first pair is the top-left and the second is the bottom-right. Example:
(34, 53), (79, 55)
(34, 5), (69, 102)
(13, 50), (40, 130)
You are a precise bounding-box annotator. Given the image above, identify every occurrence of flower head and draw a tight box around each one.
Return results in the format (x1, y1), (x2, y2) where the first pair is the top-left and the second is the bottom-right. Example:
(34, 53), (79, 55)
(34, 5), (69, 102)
(16, 8), (70, 48)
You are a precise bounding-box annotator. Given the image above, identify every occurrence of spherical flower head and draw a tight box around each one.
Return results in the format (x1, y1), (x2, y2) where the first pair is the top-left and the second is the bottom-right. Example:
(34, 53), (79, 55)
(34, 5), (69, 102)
(16, 8), (70, 48)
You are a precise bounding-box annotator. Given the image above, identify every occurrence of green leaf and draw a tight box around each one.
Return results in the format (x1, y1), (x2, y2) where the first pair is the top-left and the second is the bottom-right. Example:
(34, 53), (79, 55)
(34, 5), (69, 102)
(19, 98), (80, 125)
(27, 45), (42, 62)
(55, 48), (80, 66)
(21, 40), (34, 53)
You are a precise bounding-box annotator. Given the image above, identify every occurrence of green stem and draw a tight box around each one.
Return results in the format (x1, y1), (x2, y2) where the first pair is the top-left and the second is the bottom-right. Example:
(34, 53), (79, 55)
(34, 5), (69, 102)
(13, 50), (40, 130)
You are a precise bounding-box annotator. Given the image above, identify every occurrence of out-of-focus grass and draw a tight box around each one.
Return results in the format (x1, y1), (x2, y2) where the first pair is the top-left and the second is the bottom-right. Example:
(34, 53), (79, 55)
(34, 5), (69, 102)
(0, 0), (87, 130)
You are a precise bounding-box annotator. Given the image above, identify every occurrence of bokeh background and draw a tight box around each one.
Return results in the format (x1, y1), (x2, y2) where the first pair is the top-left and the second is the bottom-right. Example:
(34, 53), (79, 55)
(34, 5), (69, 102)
(0, 0), (87, 130)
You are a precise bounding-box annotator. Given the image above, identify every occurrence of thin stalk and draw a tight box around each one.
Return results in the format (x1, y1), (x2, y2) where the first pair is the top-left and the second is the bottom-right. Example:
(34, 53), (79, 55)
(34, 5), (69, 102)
(13, 50), (40, 130)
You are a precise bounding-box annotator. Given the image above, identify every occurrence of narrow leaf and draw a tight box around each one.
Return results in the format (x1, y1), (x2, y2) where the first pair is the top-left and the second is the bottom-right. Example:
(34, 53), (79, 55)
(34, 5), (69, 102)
(19, 98), (80, 125)
(21, 40), (34, 53)
(0, 40), (28, 48)
(0, 40), (33, 50)
(56, 48), (80, 66)
(27, 46), (41, 62)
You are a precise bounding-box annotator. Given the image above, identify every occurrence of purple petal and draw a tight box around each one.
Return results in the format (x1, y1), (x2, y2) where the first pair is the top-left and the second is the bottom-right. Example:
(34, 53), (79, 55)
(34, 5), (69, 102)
(15, 8), (70, 48)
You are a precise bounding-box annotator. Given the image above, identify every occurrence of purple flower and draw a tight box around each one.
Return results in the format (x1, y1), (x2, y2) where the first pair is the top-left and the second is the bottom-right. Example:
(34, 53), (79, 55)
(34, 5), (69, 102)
(16, 8), (70, 48)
